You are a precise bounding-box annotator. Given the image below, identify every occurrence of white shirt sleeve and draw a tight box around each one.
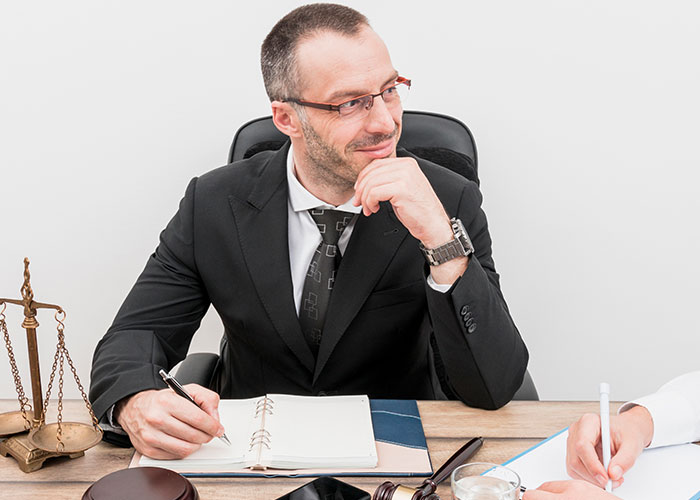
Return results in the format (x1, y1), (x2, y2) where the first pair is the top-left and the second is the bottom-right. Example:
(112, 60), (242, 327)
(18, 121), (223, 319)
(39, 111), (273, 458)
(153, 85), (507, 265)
(99, 404), (127, 435)
(618, 371), (700, 448)
(427, 274), (452, 293)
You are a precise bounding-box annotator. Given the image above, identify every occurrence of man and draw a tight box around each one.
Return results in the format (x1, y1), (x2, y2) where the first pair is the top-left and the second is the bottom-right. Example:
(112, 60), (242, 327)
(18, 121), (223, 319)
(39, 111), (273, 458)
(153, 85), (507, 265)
(524, 371), (700, 499)
(89, 3), (528, 459)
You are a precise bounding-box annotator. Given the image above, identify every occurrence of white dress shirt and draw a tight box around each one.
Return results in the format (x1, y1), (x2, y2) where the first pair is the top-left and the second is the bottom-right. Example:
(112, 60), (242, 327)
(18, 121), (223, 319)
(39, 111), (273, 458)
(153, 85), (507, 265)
(285, 146), (362, 313)
(619, 370), (700, 448)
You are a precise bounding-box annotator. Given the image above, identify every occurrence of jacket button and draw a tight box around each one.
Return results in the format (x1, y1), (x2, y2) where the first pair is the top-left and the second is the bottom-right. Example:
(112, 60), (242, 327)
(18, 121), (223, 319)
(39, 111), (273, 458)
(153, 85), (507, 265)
(460, 305), (469, 316)
(466, 318), (474, 327)
(467, 324), (477, 334)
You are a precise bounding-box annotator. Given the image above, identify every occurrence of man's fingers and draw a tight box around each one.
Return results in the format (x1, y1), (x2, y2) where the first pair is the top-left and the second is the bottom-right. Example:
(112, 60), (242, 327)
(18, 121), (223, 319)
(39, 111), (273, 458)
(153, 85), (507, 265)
(135, 428), (202, 459)
(357, 182), (402, 216)
(185, 384), (221, 421)
(353, 168), (406, 213)
(152, 412), (217, 445)
(170, 397), (224, 438)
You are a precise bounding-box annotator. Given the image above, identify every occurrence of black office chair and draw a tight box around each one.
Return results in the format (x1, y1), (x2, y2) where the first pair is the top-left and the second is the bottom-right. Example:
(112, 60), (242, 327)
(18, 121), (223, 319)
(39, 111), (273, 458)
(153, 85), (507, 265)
(177, 110), (538, 401)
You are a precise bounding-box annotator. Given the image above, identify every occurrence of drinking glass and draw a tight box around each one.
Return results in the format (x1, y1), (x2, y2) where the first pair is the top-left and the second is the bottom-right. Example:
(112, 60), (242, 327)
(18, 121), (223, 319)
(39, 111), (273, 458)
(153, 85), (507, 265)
(451, 462), (521, 500)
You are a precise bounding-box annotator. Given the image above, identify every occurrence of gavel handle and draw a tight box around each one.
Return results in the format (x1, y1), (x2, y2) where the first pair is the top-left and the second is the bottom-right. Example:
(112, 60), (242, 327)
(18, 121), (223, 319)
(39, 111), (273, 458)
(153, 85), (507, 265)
(430, 437), (484, 486)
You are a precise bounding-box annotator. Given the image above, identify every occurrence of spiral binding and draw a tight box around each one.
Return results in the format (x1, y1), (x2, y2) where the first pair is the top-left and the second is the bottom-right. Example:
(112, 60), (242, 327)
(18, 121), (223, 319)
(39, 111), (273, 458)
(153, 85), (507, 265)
(249, 396), (275, 468)
(254, 396), (275, 417)
(248, 429), (272, 451)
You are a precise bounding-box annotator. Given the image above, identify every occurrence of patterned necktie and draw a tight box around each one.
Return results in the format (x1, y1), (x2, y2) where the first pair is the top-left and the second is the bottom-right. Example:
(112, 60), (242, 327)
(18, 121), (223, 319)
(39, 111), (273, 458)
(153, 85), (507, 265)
(299, 209), (354, 357)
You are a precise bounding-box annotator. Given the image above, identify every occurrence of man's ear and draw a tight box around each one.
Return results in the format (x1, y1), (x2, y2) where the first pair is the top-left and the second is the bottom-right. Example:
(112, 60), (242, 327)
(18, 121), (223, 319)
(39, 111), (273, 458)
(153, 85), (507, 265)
(271, 101), (303, 138)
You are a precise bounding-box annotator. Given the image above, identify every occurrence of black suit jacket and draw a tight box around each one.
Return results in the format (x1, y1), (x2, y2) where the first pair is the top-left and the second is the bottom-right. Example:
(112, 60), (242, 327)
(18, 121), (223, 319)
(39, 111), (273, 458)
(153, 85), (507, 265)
(90, 144), (528, 422)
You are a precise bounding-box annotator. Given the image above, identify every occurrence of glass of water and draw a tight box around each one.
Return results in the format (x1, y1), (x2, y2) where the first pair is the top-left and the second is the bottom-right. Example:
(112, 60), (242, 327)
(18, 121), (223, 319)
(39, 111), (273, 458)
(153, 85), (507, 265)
(451, 462), (521, 500)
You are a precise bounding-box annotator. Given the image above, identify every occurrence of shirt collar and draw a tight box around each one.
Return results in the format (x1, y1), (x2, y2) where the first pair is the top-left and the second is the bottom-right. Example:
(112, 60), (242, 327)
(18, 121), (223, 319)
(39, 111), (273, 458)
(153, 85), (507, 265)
(286, 144), (362, 214)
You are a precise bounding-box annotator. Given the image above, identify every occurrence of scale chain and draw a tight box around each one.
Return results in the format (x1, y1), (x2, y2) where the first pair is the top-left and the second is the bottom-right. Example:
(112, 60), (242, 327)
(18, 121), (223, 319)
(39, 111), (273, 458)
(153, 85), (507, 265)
(64, 344), (100, 427)
(0, 305), (32, 429)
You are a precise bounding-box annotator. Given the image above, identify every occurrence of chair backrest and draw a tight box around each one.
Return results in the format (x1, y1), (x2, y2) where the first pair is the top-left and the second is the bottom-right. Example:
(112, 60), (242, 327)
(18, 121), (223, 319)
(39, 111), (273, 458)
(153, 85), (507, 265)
(229, 110), (480, 185)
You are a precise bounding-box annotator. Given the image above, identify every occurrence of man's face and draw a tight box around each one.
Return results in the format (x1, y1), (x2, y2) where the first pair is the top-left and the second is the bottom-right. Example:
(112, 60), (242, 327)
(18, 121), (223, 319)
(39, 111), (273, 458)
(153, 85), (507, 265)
(292, 26), (402, 192)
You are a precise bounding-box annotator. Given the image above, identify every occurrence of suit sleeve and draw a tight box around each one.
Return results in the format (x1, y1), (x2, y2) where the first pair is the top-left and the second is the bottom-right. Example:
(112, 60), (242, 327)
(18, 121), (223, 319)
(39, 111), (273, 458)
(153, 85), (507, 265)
(425, 181), (529, 409)
(89, 177), (210, 421)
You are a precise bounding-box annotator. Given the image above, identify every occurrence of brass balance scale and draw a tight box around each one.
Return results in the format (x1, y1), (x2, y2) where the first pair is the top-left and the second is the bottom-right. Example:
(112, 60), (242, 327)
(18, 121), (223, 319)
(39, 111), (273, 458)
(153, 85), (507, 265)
(0, 258), (102, 472)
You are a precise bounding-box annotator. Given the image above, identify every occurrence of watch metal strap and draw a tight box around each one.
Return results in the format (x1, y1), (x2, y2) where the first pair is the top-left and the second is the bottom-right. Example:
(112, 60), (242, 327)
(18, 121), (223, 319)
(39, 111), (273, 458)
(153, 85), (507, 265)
(420, 218), (474, 266)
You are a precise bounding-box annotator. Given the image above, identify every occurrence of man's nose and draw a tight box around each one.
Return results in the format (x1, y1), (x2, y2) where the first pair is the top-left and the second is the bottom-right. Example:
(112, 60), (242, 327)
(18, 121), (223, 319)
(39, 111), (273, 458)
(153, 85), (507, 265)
(365, 95), (396, 135)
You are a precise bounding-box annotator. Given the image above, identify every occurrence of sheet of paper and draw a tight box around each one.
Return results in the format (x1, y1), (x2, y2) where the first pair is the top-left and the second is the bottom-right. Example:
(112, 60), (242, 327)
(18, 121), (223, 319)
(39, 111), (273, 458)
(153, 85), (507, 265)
(504, 429), (700, 500)
(139, 397), (258, 468)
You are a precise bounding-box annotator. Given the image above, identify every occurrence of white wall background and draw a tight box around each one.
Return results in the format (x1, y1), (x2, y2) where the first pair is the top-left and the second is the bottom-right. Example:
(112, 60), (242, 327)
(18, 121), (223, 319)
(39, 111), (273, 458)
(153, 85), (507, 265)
(1, 1), (698, 403)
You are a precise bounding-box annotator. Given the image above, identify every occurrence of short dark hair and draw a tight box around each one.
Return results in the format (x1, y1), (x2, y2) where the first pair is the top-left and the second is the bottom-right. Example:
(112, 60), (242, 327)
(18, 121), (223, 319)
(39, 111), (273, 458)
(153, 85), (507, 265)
(260, 3), (370, 102)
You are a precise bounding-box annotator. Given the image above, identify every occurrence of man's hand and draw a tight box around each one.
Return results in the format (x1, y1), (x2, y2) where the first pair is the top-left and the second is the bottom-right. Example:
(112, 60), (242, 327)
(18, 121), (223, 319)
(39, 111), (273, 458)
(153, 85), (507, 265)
(522, 480), (621, 499)
(566, 406), (653, 488)
(353, 157), (467, 284)
(115, 384), (225, 459)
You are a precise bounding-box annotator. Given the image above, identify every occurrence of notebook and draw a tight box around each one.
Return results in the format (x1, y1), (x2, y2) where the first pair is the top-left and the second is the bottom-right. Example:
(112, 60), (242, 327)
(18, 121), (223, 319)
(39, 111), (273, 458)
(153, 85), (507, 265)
(132, 398), (433, 477)
(139, 394), (376, 471)
(503, 428), (700, 500)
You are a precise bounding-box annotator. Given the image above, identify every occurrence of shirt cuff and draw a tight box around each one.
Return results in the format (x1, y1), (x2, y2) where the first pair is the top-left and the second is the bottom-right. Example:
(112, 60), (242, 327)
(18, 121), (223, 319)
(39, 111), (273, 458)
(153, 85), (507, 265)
(619, 390), (697, 448)
(99, 404), (127, 435)
(427, 274), (452, 293)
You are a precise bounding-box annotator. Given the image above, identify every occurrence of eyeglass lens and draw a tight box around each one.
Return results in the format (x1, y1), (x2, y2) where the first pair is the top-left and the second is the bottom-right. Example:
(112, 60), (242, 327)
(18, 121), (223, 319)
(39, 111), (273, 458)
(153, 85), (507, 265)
(338, 81), (409, 117)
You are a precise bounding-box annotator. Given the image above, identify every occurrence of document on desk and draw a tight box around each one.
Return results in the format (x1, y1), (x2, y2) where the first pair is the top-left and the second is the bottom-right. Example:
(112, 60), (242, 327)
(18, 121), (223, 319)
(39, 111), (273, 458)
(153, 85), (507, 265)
(133, 397), (432, 478)
(503, 428), (700, 499)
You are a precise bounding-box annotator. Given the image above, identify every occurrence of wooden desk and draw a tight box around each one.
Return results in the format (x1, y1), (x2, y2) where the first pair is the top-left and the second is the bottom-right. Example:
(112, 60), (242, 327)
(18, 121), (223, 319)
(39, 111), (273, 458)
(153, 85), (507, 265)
(1, 399), (612, 500)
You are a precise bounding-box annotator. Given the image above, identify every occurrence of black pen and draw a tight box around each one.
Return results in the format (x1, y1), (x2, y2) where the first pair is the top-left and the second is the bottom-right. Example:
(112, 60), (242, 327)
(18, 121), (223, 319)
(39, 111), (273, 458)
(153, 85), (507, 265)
(159, 369), (232, 446)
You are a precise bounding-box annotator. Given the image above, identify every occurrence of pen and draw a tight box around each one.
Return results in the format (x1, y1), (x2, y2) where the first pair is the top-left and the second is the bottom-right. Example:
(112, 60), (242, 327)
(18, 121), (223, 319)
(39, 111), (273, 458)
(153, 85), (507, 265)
(159, 369), (231, 446)
(599, 382), (612, 492)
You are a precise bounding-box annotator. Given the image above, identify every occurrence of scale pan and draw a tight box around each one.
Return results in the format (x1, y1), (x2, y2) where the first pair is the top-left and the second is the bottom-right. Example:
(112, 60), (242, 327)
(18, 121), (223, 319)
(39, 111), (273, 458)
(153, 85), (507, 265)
(27, 422), (103, 453)
(0, 411), (31, 438)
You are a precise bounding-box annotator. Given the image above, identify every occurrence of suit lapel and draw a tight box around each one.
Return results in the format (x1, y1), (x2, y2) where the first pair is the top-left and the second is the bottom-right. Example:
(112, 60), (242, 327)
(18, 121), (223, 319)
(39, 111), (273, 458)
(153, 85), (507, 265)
(313, 203), (408, 383)
(228, 145), (315, 373)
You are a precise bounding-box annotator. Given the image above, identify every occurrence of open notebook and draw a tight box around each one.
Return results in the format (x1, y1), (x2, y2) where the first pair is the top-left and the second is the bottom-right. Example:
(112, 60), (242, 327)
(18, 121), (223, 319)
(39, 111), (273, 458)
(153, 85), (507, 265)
(139, 394), (377, 471)
(133, 398), (432, 477)
(503, 428), (700, 500)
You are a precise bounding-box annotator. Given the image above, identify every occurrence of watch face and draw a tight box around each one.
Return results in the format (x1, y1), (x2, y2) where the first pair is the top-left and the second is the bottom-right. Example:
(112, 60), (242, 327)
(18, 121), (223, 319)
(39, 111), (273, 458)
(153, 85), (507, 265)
(451, 218), (474, 254)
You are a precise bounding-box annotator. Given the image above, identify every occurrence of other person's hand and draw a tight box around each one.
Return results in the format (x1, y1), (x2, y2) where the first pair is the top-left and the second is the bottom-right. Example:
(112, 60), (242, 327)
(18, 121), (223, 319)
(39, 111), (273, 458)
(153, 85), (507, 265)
(522, 480), (621, 499)
(115, 384), (225, 459)
(566, 405), (653, 488)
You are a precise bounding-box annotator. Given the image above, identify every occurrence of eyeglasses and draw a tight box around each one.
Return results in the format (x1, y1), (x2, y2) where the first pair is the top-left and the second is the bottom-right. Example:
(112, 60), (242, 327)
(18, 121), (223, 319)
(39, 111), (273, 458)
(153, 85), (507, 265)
(284, 76), (411, 119)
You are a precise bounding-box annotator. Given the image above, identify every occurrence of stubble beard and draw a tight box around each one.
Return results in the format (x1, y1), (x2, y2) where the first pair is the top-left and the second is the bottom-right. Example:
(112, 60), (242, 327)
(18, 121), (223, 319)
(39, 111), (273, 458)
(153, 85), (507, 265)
(300, 120), (359, 193)
(300, 120), (398, 195)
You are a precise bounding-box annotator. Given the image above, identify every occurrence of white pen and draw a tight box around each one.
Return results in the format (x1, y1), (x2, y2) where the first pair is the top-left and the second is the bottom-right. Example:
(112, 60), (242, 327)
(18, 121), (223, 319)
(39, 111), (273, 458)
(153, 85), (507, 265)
(599, 382), (612, 492)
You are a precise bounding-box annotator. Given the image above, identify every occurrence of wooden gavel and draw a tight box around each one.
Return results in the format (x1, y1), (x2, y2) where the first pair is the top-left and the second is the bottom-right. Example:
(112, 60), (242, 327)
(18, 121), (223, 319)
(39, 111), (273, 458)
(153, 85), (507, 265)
(373, 437), (484, 500)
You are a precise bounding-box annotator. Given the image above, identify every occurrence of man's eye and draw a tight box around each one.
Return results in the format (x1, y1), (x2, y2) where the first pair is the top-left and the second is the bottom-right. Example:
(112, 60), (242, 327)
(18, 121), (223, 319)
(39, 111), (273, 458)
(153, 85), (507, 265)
(339, 98), (362, 110)
(383, 86), (397, 96)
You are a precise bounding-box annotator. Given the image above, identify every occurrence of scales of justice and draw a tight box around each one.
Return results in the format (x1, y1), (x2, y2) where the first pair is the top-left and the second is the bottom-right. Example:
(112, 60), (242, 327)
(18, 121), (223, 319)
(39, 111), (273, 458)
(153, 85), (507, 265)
(0, 258), (102, 472)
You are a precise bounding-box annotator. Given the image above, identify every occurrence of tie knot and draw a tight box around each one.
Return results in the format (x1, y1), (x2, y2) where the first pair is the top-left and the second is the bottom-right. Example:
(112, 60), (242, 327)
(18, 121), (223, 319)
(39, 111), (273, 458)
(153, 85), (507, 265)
(308, 209), (354, 245)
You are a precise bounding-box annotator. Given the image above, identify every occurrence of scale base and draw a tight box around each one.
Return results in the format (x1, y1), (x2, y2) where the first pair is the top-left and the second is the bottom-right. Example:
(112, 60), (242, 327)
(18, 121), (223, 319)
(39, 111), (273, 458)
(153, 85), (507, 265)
(0, 433), (83, 472)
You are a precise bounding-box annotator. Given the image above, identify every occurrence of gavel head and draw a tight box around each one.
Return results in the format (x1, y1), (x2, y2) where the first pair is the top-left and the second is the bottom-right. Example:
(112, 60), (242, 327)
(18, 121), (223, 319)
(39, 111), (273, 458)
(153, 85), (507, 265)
(373, 479), (439, 500)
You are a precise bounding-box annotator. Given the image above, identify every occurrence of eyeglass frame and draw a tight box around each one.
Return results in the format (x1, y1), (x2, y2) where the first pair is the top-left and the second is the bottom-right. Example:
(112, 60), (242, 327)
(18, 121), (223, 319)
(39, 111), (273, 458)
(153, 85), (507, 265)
(282, 76), (411, 115)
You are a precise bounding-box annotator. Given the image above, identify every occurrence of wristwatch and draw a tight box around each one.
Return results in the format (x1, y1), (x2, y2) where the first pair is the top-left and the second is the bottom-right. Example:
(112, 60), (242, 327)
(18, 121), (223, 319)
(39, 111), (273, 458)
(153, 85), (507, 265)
(419, 218), (474, 266)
